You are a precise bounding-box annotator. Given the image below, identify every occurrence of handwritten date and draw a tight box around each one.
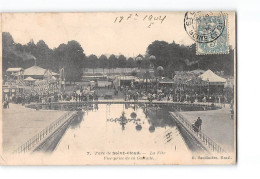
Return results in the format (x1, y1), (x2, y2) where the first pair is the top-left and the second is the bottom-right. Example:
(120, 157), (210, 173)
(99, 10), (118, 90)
(114, 13), (167, 28)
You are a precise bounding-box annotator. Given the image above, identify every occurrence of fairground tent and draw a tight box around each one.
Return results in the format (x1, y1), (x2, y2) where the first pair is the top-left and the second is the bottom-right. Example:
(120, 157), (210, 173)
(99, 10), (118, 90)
(24, 66), (59, 79)
(199, 70), (226, 83)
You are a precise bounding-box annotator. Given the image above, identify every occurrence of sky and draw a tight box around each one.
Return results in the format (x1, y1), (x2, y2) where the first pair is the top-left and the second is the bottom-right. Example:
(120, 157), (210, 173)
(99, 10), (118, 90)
(1, 12), (235, 57)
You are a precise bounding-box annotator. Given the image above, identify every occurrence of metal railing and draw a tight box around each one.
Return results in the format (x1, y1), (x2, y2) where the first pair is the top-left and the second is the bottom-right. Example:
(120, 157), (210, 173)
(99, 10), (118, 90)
(14, 111), (76, 154)
(172, 112), (225, 153)
(28, 100), (221, 108)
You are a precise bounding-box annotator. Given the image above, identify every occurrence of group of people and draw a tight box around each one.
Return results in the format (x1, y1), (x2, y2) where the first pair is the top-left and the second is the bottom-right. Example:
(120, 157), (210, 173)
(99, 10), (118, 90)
(119, 84), (229, 105)
(3, 80), (233, 111)
(2, 90), (100, 108)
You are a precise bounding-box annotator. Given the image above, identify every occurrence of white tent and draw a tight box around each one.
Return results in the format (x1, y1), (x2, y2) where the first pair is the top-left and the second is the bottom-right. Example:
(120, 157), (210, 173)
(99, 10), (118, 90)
(199, 70), (226, 83)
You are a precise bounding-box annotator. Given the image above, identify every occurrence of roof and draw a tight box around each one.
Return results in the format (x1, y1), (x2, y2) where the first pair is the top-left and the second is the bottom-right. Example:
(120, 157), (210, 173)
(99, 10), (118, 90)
(24, 77), (36, 81)
(24, 66), (46, 76)
(199, 70), (226, 83)
(6, 68), (23, 72)
(24, 66), (58, 76)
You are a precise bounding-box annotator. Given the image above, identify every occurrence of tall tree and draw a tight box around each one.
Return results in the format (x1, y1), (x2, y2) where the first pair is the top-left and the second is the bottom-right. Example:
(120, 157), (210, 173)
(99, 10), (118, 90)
(99, 54), (108, 72)
(118, 55), (127, 68)
(147, 40), (171, 68)
(2, 32), (36, 72)
(127, 57), (135, 68)
(54, 40), (85, 83)
(35, 40), (53, 69)
(87, 54), (99, 73)
(53, 43), (67, 71)
(108, 54), (118, 69)
(2, 32), (15, 72)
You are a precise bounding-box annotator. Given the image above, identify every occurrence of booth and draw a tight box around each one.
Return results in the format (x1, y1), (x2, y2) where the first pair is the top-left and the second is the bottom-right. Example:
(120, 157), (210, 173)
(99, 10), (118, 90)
(198, 70), (227, 95)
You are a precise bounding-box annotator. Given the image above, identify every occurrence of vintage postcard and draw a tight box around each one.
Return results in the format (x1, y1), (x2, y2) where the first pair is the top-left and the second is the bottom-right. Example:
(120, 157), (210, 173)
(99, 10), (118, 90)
(0, 12), (236, 165)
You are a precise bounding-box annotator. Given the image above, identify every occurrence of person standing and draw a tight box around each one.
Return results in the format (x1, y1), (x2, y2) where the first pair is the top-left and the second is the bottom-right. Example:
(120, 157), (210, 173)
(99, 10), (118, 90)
(197, 117), (202, 130)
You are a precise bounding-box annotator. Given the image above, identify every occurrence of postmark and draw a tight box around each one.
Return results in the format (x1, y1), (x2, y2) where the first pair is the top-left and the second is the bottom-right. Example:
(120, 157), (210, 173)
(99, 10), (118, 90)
(184, 12), (229, 55)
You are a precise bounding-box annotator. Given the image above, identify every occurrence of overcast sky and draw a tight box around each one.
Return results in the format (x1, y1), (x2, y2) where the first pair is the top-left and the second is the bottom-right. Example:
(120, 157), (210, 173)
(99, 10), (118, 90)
(2, 12), (235, 57)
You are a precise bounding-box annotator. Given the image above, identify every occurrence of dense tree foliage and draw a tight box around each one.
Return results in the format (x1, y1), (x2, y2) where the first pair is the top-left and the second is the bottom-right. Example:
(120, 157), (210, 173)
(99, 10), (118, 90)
(2, 32), (85, 83)
(2, 32), (36, 71)
(2, 32), (234, 82)
(147, 40), (234, 76)
(98, 55), (108, 70)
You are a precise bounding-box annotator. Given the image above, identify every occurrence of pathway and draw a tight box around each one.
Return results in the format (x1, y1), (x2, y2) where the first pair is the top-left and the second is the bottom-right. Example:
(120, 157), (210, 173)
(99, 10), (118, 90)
(2, 103), (66, 153)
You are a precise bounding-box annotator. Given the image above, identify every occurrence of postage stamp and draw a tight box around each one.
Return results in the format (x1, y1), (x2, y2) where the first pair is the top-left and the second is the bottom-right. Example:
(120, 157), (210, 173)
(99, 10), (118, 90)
(184, 12), (229, 55)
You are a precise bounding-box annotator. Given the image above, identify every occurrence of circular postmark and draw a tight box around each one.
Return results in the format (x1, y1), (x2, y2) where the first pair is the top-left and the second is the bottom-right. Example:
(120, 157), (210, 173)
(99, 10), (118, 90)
(184, 11), (226, 43)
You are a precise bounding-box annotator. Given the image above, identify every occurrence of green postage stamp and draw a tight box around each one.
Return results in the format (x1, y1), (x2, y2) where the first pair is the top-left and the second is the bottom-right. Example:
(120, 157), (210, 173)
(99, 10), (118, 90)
(184, 12), (229, 55)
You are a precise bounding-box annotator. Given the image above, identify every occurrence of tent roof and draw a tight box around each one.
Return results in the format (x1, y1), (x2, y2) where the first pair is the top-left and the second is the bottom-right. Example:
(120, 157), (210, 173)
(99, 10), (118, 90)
(24, 77), (36, 81)
(24, 66), (58, 76)
(24, 66), (47, 76)
(6, 68), (23, 72)
(199, 70), (226, 83)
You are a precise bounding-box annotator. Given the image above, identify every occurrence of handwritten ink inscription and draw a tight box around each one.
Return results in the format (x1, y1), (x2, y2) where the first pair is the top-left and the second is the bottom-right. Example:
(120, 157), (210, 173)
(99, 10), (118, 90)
(114, 13), (167, 28)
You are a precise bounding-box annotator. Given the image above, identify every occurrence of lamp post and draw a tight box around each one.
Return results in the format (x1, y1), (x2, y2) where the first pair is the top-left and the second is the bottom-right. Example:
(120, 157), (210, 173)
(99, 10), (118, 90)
(179, 78), (183, 102)
(207, 78), (210, 97)
(60, 68), (65, 92)
(156, 66), (164, 100)
(136, 56), (144, 93)
(149, 55), (156, 95)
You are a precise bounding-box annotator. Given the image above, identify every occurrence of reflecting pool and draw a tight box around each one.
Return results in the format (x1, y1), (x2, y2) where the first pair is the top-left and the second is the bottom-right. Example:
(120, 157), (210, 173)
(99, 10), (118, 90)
(51, 104), (192, 163)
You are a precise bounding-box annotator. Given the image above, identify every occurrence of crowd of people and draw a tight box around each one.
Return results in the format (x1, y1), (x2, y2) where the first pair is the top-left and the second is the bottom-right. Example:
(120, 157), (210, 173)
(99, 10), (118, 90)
(3, 81), (234, 110)
(4, 91), (100, 105)
(119, 83), (232, 105)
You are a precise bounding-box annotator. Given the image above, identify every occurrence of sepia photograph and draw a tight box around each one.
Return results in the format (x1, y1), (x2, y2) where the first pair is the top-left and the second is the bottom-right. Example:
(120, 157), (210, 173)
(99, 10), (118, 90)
(0, 11), (236, 165)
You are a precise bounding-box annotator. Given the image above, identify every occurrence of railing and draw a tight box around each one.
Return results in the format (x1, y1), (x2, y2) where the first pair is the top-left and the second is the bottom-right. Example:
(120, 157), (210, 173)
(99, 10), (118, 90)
(27, 100), (221, 109)
(171, 112), (225, 153)
(14, 111), (76, 154)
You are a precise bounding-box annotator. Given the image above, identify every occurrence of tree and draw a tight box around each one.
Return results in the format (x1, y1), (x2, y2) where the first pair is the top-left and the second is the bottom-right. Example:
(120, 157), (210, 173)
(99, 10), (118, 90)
(87, 54), (98, 73)
(118, 55), (127, 68)
(141, 59), (150, 69)
(146, 40), (235, 78)
(2, 32), (35, 72)
(2, 32), (14, 45)
(127, 57), (135, 68)
(59, 40), (85, 83)
(2, 32), (15, 72)
(108, 54), (118, 69)
(99, 54), (108, 72)
(35, 40), (53, 69)
(147, 41), (170, 68)
(2, 32), (89, 82)
(53, 43), (67, 71)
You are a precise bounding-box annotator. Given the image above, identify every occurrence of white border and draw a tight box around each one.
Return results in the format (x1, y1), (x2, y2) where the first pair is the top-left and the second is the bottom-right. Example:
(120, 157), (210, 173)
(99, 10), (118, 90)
(1, 0), (260, 179)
